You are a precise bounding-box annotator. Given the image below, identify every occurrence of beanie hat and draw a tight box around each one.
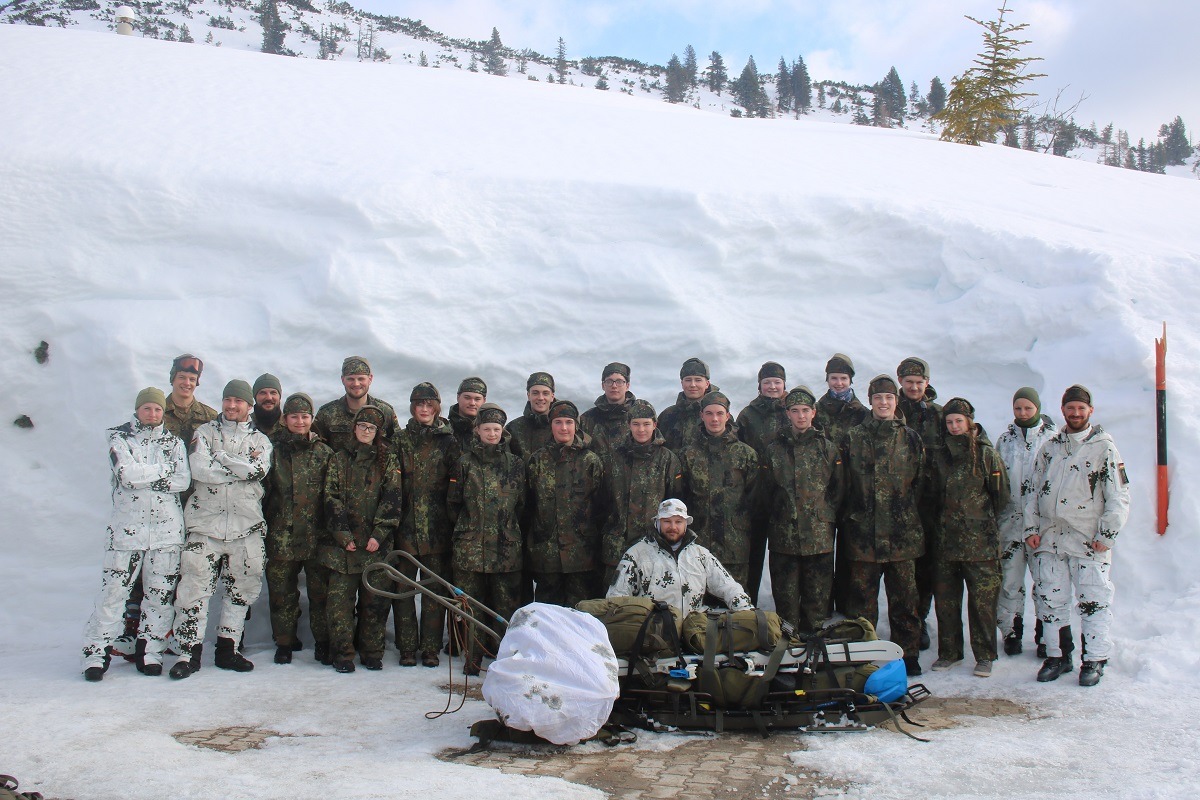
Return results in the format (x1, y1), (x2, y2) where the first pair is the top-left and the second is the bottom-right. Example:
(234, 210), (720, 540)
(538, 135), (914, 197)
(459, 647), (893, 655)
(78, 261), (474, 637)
(602, 362), (631, 381)
(223, 379), (254, 405)
(943, 397), (975, 419)
(784, 386), (817, 408)
(825, 353), (855, 378)
(135, 387), (166, 410)
(526, 372), (555, 392)
(680, 357), (710, 379)
(548, 400), (580, 421)
(170, 353), (204, 383)
(655, 498), (693, 525)
(897, 357), (930, 380)
(282, 393), (314, 415)
(253, 373), (282, 396)
(1062, 384), (1093, 406)
(1013, 387), (1042, 413)
(341, 356), (371, 376)
(628, 399), (657, 420)
(758, 361), (786, 382)
(410, 382), (441, 402)
(475, 403), (507, 428)
(701, 391), (730, 411)
(458, 377), (488, 397)
(868, 375), (899, 397)
(355, 405), (385, 429)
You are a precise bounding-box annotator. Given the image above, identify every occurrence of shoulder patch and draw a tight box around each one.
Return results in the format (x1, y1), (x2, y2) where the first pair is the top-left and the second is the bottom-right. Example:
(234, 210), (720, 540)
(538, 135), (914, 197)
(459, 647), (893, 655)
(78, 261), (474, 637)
(1118, 463), (1129, 485)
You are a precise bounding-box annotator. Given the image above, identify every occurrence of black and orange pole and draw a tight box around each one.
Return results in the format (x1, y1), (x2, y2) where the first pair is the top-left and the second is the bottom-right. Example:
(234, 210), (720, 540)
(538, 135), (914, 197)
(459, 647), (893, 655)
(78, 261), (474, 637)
(1156, 322), (1168, 535)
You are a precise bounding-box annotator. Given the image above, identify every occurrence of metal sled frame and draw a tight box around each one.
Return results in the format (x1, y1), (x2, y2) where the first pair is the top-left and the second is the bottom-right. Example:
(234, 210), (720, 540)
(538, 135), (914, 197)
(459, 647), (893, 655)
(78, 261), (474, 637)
(362, 551), (509, 642)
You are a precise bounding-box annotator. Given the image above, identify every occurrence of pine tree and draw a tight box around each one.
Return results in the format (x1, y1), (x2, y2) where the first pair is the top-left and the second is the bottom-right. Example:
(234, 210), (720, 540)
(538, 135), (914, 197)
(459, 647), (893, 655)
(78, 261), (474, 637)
(927, 76), (947, 115)
(418, 50), (428, 67)
(732, 56), (769, 117)
(1159, 116), (1191, 165)
(683, 45), (698, 88)
(775, 57), (792, 113)
(484, 28), (507, 76)
(204, 31), (213, 44)
(663, 54), (687, 103)
(179, 23), (193, 43)
(555, 37), (568, 83)
(791, 56), (812, 113)
(909, 80), (922, 113)
(817, 83), (826, 108)
(468, 53), (478, 72)
(936, 2), (1046, 145)
(705, 51), (727, 95)
(259, 0), (285, 55)
(876, 66), (906, 124)
(1022, 119), (1036, 150)
(595, 74), (609, 90)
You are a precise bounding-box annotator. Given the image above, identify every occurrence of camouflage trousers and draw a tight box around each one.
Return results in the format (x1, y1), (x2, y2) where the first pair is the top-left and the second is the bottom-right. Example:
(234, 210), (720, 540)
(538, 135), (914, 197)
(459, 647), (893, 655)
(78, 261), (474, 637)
(174, 533), (264, 651)
(768, 551), (833, 634)
(82, 548), (180, 667)
(846, 560), (921, 659)
(997, 539), (1043, 636)
(454, 570), (521, 666)
(327, 570), (388, 662)
(266, 557), (329, 648)
(391, 551), (450, 654)
(915, 508), (938, 627)
(933, 558), (1000, 662)
(533, 571), (598, 608)
(1035, 553), (1113, 661)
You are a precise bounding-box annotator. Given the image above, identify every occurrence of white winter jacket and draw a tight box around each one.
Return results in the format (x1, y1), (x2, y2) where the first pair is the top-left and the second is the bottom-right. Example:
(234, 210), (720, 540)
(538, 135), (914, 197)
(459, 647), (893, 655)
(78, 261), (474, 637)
(1023, 425), (1130, 563)
(607, 529), (753, 615)
(105, 416), (190, 550)
(185, 415), (272, 541)
(995, 417), (1056, 543)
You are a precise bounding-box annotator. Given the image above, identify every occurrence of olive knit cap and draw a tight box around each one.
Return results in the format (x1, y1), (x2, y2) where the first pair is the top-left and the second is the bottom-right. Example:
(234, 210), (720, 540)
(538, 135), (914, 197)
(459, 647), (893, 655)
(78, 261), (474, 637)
(602, 362), (631, 381)
(784, 386), (817, 409)
(526, 372), (555, 391)
(628, 399), (657, 420)
(825, 353), (855, 378)
(410, 382), (440, 402)
(170, 353), (204, 383)
(253, 373), (282, 396)
(680, 357), (710, 380)
(341, 356), (371, 376)
(758, 361), (786, 382)
(458, 377), (488, 397)
(1013, 387), (1042, 413)
(223, 380), (254, 405)
(475, 403), (507, 427)
(282, 393), (314, 415)
(548, 399), (580, 421)
(867, 375), (899, 397)
(1062, 384), (1093, 406)
(943, 397), (975, 419)
(354, 405), (385, 429)
(701, 391), (730, 411)
(135, 387), (166, 410)
(897, 357), (930, 380)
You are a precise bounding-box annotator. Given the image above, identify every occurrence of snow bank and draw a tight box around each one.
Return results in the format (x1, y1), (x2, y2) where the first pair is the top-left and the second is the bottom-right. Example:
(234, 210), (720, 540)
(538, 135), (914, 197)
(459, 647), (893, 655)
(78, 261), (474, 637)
(2, 24), (1199, 799)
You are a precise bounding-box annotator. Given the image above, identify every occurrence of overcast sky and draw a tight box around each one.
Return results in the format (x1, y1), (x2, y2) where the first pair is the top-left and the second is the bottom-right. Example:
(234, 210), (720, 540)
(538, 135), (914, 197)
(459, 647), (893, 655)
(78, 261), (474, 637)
(351, 1), (1195, 142)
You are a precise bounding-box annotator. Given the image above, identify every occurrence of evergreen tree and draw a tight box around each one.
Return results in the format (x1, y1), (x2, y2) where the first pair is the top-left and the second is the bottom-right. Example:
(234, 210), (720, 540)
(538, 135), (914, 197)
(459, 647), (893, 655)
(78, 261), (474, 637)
(832, 97), (843, 114)
(1022, 119), (1036, 150)
(580, 57), (599, 76)
(484, 27), (507, 76)
(877, 66), (906, 124)
(775, 57), (792, 113)
(517, 49), (530, 74)
(909, 80), (922, 113)
(852, 106), (871, 126)
(595, 74), (609, 90)
(1159, 116), (1191, 165)
(468, 52), (479, 72)
(204, 30), (214, 44)
(555, 37), (568, 83)
(418, 50), (428, 66)
(179, 23), (193, 43)
(705, 51), (727, 95)
(732, 56), (769, 117)
(817, 83), (826, 108)
(936, 1), (1046, 145)
(663, 54), (687, 103)
(791, 56), (811, 113)
(163, 28), (176, 41)
(927, 76), (947, 114)
(683, 45), (698, 88)
(259, 0), (285, 55)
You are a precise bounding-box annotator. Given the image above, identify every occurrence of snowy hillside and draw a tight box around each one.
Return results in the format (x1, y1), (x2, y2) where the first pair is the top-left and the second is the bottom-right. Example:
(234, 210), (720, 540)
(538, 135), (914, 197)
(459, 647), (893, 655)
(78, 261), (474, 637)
(2, 23), (1200, 799)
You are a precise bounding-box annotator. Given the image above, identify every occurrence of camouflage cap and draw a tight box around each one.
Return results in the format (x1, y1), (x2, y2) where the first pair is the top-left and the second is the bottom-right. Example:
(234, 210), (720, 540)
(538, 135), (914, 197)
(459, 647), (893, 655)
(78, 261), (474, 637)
(784, 385), (817, 408)
(1013, 386), (1042, 412)
(135, 387), (166, 411)
(282, 392), (315, 415)
(758, 361), (786, 382)
(656, 498), (693, 525)
(341, 356), (371, 376)
(475, 403), (507, 427)
(170, 353), (204, 382)
(628, 399), (657, 420)
(943, 397), (975, 419)
(458, 377), (488, 397)
(867, 375), (899, 397)
(526, 372), (555, 391)
(680, 357), (710, 379)
(548, 399), (580, 421)
(825, 353), (855, 378)
(253, 373), (282, 396)
(1062, 384), (1093, 406)
(223, 379), (255, 405)
(897, 357), (930, 380)
(700, 391), (730, 411)
(602, 362), (631, 381)
(410, 382), (441, 402)
(355, 404), (386, 428)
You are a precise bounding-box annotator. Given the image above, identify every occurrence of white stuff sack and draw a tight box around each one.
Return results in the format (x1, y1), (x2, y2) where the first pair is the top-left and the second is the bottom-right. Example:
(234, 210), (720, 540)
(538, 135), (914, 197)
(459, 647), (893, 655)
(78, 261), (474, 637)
(481, 602), (620, 745)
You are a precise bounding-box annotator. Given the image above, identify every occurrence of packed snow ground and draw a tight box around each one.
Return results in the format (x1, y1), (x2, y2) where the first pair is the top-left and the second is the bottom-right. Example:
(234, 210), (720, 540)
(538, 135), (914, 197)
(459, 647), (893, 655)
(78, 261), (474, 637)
(2, 24), (1200, 800)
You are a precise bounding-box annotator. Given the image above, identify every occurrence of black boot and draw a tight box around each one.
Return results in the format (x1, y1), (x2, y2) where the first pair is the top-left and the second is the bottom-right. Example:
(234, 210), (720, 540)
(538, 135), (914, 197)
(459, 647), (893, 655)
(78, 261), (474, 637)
(904, 655), (922, 676)
(215, 637), (254, 672)
(134, 638), (149, 672)
(314, 641), (331, 665)
(169, 644), (202, 680)
(1004, 616), (1024, 656)
(274, 645), (293, 665)
(84, 651), (111, 682)
(1079, 660), (1106, 687)
(1036, 655), (1073, 682)
(1059, 625), (1076, 659)
(1034, 618), (1046, 659)
(919, 623), (931, 651)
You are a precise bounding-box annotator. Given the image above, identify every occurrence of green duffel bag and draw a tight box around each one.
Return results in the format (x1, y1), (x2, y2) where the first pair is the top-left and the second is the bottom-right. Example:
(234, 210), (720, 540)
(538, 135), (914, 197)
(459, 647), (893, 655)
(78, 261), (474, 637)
(681, 608), (784, 655)
(816, 616), (879, 642)
(575, 596), (683, 660)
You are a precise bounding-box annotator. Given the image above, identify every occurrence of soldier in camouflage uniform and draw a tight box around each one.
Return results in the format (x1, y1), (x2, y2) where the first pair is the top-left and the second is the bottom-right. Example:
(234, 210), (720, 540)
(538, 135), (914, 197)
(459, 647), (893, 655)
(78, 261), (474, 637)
(601, 399), (683, 586)
(678, 392), (759, 588)
(252, 373), (284, 440)
(927, 398), (1009, 678)
(896, 356), (944, 650)
(757, 386), (843, 633)
(447, 377), (488, 451)
(579, 362), (636, 465)
(506, 372), (556, 461)
(320, 405), (403, 673)
(658, 357), (720, 454)
(392, 382), (460, 668)
(840, 375), (926, 675)
(447, 403), (526, 675)
(263, 393), (334, 666)
(526, 400), (609, 606)
(314, 356), (398, 454)
(736, 361), (788, 604)
(815, 354), (868, 614)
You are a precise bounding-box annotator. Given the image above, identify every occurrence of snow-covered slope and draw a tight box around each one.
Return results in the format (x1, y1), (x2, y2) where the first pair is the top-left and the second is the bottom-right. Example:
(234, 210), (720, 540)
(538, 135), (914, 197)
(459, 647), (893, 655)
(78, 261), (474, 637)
(2, 24), (1200, 799)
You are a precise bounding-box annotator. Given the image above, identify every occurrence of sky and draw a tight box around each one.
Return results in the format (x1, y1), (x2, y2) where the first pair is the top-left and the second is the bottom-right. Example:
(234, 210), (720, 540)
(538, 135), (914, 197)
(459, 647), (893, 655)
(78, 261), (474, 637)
(349, 0), (1197, 142)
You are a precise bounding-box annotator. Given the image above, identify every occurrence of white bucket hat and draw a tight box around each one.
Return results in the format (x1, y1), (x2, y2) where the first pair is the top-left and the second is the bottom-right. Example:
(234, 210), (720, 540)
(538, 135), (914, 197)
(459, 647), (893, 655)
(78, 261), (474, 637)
(655, 498), (693, 525)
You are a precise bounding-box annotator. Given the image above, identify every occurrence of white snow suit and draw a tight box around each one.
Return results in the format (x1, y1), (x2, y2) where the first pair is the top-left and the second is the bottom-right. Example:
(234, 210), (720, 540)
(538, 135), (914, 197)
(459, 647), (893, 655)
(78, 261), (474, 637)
(1024, 425), (1129, 661)
(994, 417), (1056, 636)
(607, 528), (753, 615)
(82, 417), (190, 668)
(173, 415), (272, 655)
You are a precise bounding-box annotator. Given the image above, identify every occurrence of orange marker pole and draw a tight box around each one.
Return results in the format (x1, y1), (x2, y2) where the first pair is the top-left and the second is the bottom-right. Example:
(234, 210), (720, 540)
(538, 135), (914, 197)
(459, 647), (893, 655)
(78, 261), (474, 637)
(1156, 322), (1168, 535)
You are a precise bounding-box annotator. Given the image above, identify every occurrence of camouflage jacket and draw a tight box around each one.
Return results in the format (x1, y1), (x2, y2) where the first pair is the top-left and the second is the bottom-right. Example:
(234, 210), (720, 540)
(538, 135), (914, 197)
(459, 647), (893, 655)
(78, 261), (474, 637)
(448, 432), (526, 574)
(185, 415), (272, 542)
(263, 431), (334, 562)
(105, 417), (190, 551)
(928, 428), (1009, 562)
(526, 434), (608, 573)
(995, 417), (1057, 543)
(678, 425), (759, 567)
(736, 394), (788, 459)
(162, 396), (217, 448)
(814, 391), (868, 447)
(319, 442), (403, 574)
(579, 392), (636, 460)
(839, 417), (926, 563)
(759, 427), (843, 557)
(314, 395), (398, 454)
(607, 529), (752, 615)
(395, 416), (460, 556)
(898, 387), (944, 454)
(602, 431), (684, 566)
(658, 384), (720, 453)
(506, 403), (553, 462)
(447, 404), (477, 452)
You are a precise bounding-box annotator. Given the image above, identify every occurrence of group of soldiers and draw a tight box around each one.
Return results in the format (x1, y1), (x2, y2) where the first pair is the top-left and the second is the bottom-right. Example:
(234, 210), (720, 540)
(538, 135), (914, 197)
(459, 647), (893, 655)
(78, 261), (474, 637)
(81, 349), (1129, 686)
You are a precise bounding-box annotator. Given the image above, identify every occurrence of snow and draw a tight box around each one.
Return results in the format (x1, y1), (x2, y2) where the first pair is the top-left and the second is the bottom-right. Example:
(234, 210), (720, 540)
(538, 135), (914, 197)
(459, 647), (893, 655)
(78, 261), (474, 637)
(2, 23), (1200, 799)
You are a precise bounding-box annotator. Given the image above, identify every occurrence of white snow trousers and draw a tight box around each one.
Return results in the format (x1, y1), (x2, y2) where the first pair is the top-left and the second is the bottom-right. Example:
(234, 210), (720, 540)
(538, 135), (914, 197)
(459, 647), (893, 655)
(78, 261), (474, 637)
(172, 533), (265, 654)
(996, 539), (1042, 636)
(1034, 552), (1113, 661)
(82, 548), (181, 667)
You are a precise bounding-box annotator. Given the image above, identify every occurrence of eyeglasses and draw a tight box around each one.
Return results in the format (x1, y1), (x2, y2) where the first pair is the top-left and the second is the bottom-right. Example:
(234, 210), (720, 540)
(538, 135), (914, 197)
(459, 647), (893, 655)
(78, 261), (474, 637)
(603, 378), (628, 387)
(355, 422), (378, 432)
